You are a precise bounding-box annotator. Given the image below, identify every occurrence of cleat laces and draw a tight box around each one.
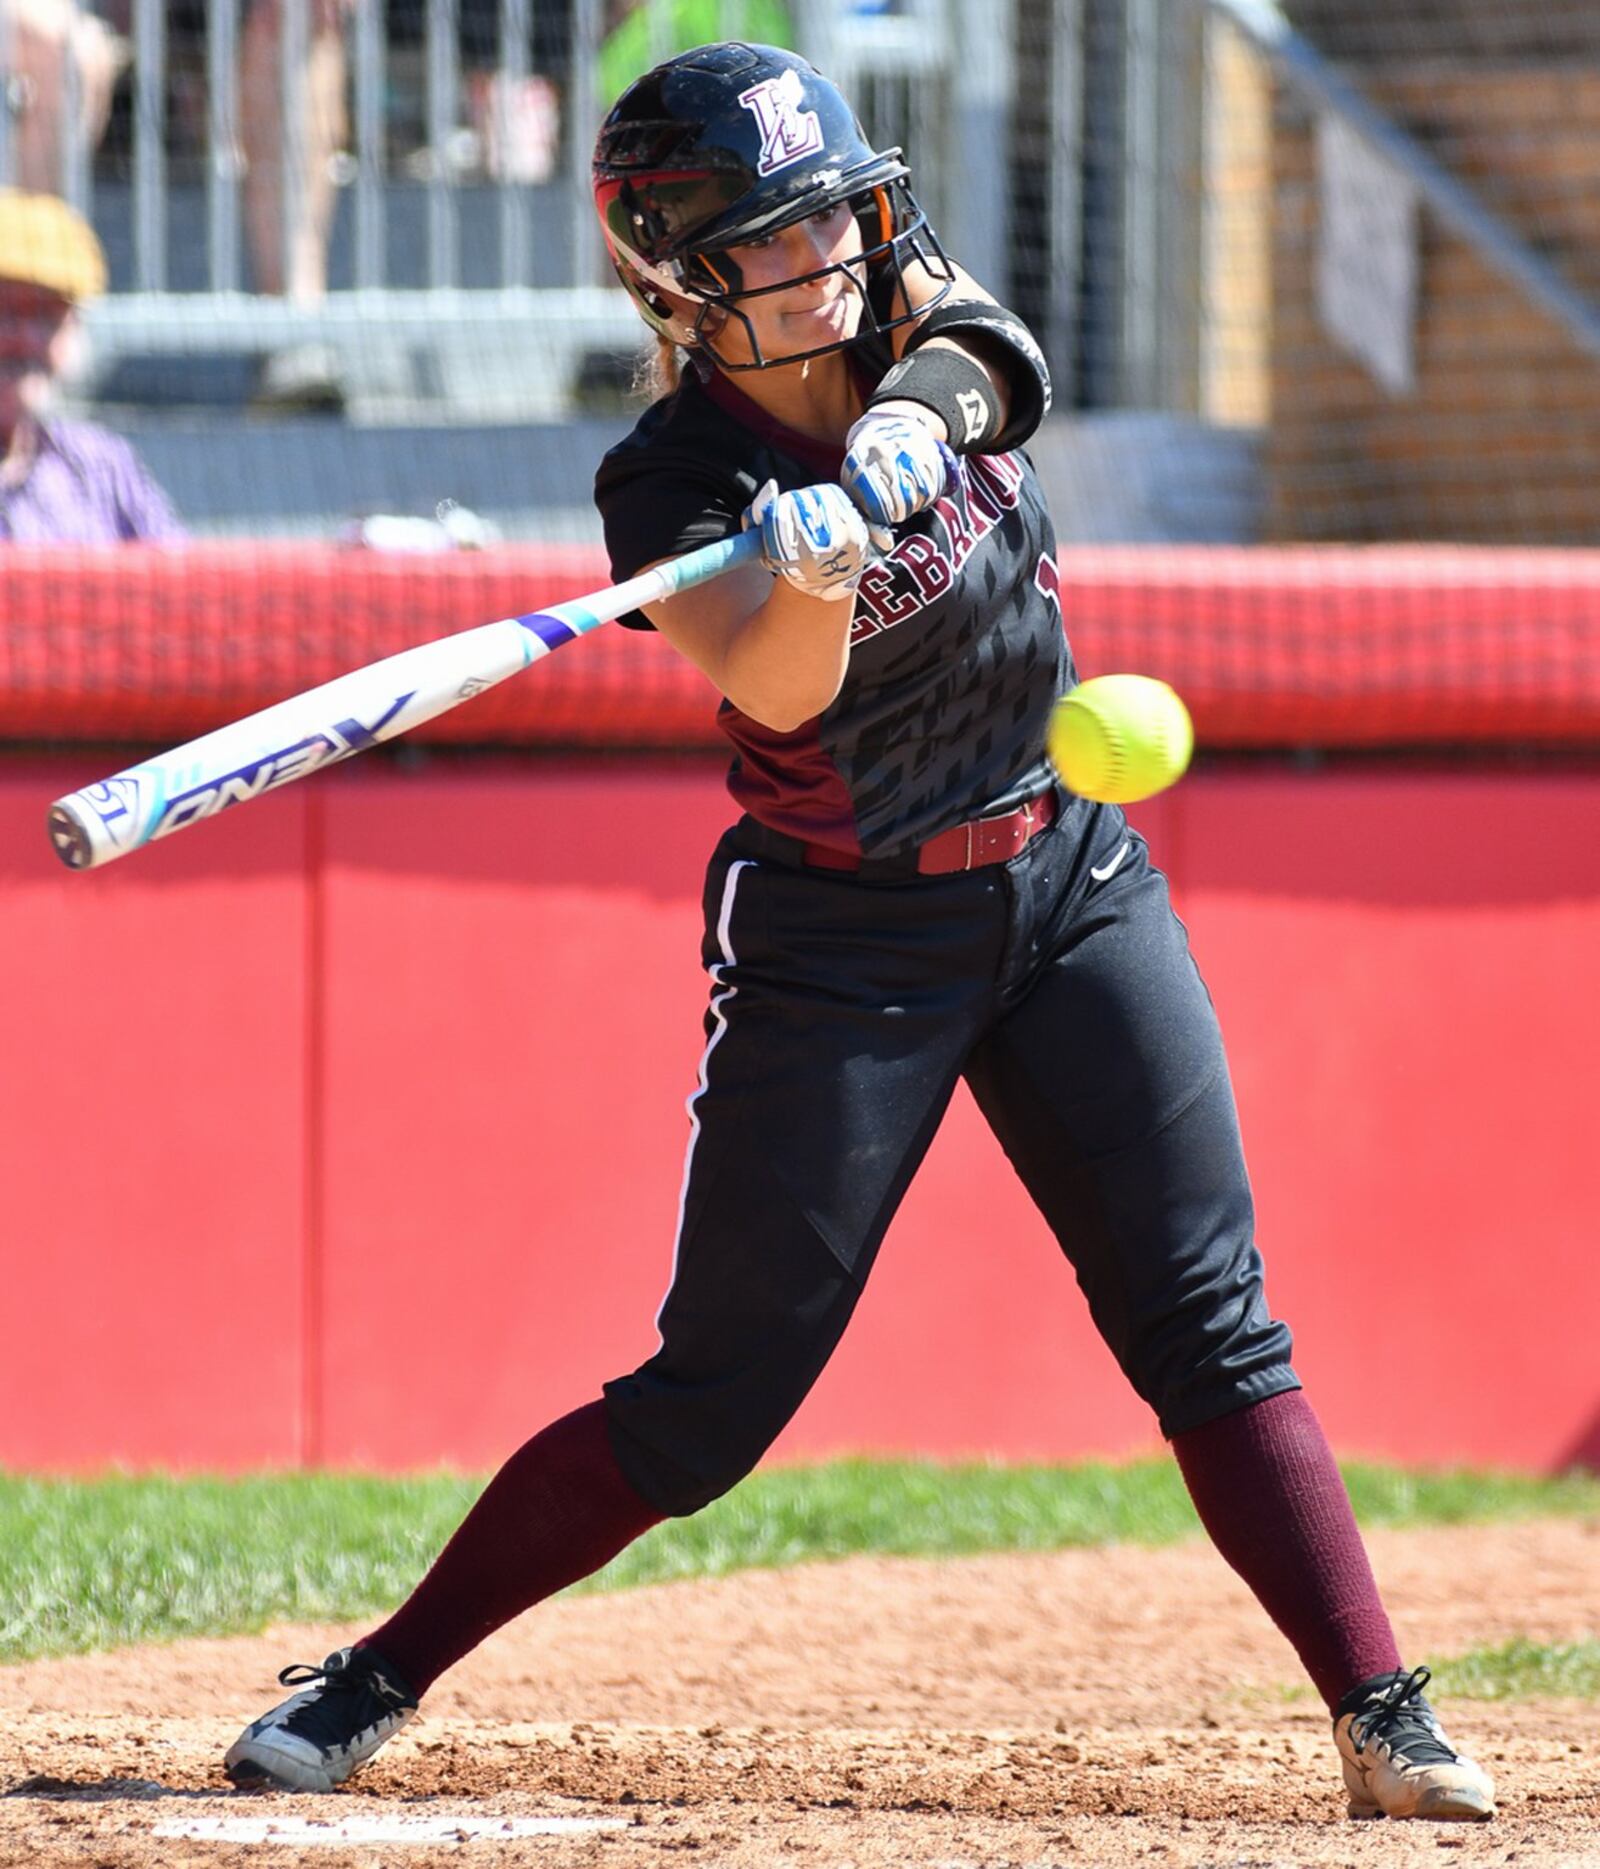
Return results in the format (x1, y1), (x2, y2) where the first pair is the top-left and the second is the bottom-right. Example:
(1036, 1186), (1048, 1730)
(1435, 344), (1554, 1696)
(1346, 1665), (1457, 1769)
(271, 1650), (415, 1752)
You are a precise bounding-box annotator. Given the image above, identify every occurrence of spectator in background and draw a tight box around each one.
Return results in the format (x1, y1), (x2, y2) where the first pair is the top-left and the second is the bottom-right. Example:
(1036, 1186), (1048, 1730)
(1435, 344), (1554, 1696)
(5, 1), (349, 304)
(7, 0), (353, 401)
(0, 189), (183, 541)
(241, 0), (571, 401)
(235, 0), (359, 408)
(0, 0), (121, 193)
(598, 0), (793, 105)
(238, 0), (357, 303)
(453, 0), (571, 185)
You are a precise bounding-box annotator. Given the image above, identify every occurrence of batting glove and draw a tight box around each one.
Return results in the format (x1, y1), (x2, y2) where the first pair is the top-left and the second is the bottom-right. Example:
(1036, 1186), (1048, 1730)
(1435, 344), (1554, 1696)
(743, 479), (876, 603)
(841, 409), (957, 532)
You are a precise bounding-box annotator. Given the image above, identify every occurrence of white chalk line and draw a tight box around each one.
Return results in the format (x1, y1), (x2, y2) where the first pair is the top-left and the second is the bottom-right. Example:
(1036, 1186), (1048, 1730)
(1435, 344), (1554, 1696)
(153, 1813), (629, 1844)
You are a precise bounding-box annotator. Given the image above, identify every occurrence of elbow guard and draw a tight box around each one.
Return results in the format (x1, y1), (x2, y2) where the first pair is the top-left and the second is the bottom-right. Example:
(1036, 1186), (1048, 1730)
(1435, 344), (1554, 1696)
(868, 300), (1052, 453)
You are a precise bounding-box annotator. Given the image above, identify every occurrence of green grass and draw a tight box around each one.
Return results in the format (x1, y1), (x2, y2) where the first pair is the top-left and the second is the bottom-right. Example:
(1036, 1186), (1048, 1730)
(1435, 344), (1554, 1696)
(1435, 1640), (1600, 1701)
(1272, 1640), (1600, 1705)
(1, 1457), (1596, 1666)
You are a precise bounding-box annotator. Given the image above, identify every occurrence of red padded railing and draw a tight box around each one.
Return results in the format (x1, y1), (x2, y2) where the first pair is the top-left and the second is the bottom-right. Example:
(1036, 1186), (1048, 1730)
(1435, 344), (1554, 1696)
(3, 542), (1598, 747)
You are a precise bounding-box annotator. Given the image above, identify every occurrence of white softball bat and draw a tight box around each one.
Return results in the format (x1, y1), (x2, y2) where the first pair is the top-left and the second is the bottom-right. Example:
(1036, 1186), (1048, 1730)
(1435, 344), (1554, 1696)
(47, 530), (763, 872)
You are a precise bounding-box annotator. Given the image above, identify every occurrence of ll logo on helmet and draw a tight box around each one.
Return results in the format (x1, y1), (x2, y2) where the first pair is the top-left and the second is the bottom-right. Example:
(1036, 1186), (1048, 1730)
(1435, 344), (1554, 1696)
(739, 69), (825, 176)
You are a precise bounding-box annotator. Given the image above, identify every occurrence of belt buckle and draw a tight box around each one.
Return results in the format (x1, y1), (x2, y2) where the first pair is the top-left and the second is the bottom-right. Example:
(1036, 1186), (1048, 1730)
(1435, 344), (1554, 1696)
(976, 802), (1027, 869)
(934, 796), (1045, 876)
(1003, 800), (1034, 861)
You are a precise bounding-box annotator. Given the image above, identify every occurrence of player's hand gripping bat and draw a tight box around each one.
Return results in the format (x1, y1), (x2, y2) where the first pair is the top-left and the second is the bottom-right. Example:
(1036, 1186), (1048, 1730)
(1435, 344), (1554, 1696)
(47, 531), (763, 872)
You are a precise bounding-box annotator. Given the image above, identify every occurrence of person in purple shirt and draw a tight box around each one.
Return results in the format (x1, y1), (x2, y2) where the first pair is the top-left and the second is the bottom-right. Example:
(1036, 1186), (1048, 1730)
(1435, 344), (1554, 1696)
(0, 188), (184, 544)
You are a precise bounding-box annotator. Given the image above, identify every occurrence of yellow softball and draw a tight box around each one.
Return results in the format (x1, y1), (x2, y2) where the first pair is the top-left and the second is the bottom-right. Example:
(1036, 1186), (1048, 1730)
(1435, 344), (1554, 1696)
(1046, 674), (1194, 805)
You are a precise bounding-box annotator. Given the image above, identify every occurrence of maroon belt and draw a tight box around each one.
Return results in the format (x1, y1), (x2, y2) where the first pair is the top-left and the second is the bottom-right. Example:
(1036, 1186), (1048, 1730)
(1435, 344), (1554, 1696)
(802, 788), (1058, 876)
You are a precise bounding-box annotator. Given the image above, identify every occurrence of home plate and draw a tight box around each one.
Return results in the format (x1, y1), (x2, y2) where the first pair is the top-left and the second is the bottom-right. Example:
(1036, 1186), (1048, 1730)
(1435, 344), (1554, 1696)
(153, 1813), (629, 1845)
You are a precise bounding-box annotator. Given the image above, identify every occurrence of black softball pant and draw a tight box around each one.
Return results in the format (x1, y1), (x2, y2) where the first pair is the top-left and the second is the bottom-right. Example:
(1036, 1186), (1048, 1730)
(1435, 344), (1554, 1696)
(603, 794), (1299, 1517)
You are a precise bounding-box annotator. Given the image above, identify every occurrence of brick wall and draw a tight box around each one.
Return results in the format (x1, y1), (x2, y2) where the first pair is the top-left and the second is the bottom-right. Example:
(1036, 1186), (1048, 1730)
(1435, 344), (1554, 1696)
(1265, 63), (1600, 542)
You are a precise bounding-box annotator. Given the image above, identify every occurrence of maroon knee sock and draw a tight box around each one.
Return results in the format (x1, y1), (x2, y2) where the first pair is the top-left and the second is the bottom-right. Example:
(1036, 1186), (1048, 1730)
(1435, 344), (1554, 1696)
(362, 1400), (662, 1696)
(1170, 1388), (1401, 1709)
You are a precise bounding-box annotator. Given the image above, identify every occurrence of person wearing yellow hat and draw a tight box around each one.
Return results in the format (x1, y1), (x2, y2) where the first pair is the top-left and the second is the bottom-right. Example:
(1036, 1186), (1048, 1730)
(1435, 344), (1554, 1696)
(0, 189), (184, 542)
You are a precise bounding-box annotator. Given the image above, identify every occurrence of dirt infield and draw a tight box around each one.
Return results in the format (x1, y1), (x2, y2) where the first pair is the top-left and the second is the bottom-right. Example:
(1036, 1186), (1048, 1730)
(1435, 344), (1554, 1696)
(2, 1517), (1598, 1867)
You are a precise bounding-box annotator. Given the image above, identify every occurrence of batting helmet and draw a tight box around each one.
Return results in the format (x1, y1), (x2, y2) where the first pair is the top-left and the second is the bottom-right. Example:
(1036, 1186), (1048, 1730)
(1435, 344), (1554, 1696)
(592, 41), (951, 368)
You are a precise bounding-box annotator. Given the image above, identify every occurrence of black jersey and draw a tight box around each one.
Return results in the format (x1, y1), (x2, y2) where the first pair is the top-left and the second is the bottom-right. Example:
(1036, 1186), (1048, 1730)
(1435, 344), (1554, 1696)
(594, 360), (1074, 859)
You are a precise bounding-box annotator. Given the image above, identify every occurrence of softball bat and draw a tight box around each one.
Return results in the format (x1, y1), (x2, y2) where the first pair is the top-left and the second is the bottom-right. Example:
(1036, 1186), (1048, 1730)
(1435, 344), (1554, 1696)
(47, 530), (763, 872)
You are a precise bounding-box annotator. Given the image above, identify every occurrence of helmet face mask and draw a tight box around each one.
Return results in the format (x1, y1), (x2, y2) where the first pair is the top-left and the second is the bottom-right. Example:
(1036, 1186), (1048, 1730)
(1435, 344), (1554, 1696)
(593, 42), (953, 371)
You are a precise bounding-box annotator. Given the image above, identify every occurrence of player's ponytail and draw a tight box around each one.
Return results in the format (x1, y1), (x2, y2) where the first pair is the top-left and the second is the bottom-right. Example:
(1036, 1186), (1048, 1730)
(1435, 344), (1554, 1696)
(636, 335), (685, 401)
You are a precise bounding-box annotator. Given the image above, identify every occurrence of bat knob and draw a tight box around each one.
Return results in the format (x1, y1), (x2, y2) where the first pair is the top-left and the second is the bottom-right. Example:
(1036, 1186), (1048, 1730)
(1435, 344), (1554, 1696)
(47, 803), (94, 871)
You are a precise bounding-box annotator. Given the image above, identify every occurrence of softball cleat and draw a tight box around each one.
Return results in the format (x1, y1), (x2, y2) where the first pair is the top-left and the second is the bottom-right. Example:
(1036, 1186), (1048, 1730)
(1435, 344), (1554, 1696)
(1332, 1665), (1495, 1821)
(225, 1645), (418, 1792)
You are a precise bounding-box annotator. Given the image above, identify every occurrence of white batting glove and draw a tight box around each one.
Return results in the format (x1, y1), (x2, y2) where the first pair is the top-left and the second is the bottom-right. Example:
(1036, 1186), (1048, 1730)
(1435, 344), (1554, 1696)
(841, 409), (956, 532)
(743, 479), (875, 603)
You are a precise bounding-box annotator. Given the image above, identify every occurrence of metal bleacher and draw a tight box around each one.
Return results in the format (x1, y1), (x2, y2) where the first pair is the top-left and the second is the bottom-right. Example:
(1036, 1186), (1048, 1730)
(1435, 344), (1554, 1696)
(7, 0), (1333, 546)
(12, 0), (986, 544)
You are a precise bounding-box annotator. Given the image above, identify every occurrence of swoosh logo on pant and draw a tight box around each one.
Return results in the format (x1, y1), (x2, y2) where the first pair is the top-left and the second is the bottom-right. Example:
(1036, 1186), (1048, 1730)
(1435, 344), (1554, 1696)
(1090, 839), (1131, 883)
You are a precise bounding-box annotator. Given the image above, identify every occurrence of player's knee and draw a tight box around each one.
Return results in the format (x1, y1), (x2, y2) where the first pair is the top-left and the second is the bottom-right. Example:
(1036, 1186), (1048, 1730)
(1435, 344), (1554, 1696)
(1128, 1292), (1297, 1438)
(601, 1384), (769, 1518)
(1157, 1365), (1302, 1442)
(607, 1428), (754, 1519)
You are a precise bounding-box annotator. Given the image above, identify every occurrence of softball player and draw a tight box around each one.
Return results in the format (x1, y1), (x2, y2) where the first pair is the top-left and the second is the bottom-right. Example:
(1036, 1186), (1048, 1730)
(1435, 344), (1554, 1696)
(227, 43), (1495, 1825)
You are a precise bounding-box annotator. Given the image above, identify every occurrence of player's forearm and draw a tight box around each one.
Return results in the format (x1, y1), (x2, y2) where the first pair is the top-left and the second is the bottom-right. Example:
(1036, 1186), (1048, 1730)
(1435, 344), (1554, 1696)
(871, 336), (1013, 439)
(882, 259), (1050, 453)
(714, 578), (854, 732)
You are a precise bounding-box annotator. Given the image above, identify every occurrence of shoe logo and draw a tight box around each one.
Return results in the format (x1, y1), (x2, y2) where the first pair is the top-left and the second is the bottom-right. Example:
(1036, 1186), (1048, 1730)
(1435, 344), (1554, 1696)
(1090, 839), (1131, 883)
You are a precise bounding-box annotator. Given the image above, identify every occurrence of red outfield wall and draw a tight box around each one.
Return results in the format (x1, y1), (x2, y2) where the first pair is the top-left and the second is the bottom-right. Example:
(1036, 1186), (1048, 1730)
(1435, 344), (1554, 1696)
(2, 756), (1597, 1476)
